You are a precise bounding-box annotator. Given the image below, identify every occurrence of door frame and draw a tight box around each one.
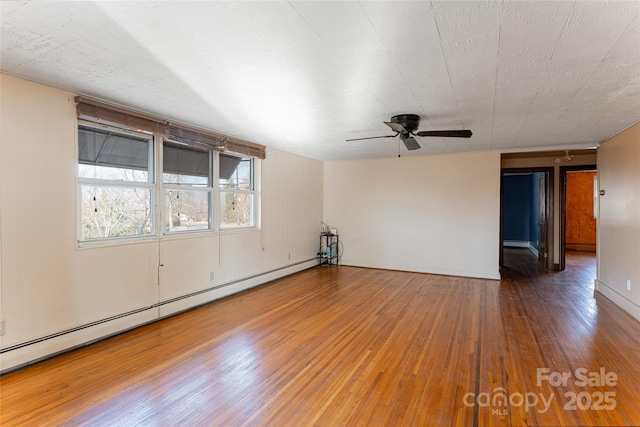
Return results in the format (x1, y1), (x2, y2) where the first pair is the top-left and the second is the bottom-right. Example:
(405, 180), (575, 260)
(558, 164), (597, 271)
(500, 167), (555, 270)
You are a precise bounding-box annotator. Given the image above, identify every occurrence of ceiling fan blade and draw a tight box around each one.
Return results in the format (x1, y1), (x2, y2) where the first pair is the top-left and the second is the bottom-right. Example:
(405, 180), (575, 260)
(402, 137), (421, 151)
(384, 121), (408, 134)
(346, 134), (397, 142)
(416, 130), (473, 138)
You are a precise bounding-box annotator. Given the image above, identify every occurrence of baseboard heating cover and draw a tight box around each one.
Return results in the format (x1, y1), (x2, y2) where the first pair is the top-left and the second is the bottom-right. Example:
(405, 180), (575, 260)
(0, 258), (316, 373)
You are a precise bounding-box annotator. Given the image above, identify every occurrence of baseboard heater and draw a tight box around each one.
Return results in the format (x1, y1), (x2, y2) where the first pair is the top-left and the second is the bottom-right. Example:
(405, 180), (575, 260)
(0, 258), (315, 357)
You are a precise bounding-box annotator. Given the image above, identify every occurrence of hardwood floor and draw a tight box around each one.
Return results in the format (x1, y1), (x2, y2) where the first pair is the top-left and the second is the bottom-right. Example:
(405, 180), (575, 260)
(2, 251), (639, 426)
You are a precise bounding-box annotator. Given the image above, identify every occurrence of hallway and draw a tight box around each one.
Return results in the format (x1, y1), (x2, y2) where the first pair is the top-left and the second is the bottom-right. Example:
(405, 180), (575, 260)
(502, 247), (596, 281)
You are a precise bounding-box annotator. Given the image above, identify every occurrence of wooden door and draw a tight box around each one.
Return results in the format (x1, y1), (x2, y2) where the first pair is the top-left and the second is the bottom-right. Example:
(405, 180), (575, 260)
(537, 174), (547, 266)
(565, 171), (597, 251)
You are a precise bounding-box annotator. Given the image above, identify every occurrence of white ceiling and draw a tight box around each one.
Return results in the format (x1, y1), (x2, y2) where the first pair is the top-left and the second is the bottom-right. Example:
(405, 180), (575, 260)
(1, 1), (639, 161)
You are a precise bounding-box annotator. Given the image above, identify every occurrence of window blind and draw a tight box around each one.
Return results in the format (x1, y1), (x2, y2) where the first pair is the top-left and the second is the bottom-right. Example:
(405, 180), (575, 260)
(75, 96), (266, 159)
(226, 138), (266, 159)
(164, 123), (225, 152)
(75, 97), (163, 134)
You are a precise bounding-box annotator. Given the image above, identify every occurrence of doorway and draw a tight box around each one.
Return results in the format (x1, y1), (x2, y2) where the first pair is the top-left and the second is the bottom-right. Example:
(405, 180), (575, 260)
(500, 167), (554, 271)
(559, 165), (597, 271)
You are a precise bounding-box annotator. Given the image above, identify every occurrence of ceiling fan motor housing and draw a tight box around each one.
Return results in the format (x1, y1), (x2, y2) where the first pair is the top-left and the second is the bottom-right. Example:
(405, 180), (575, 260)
(391, 114), (421, 134)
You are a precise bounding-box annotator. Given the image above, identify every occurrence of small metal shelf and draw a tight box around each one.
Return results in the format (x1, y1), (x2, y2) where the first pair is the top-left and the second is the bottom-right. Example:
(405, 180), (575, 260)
(318, 232), (339, 267)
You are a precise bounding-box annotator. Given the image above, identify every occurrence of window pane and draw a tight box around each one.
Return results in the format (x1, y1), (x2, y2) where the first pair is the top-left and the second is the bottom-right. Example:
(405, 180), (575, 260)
(220, 192), (254, 228)
(163, 141), (209, 186)
(219, 154), (252, 190)
(80, 185), (152, 239)
(165, 189), (210, 233)
(78, 125), (150, 182)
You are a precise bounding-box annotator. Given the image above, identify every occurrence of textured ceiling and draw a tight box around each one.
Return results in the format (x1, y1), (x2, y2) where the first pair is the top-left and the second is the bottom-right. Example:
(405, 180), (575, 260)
(1, 1), (639, 161)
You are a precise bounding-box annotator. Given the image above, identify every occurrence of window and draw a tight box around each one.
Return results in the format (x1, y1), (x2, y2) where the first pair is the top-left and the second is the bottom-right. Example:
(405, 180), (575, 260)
(219, 153), (256, 229)
(163, 140), (212, 233)
(75, 97), (265, 243)
(78, 123), (154, 241)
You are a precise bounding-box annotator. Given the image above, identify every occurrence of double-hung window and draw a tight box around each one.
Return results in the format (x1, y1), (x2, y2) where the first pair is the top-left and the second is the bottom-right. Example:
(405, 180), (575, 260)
(219, 153), (256, 229)
(75, 97), (265, 243)
(77, 123), (154, 241)
(163, 140), (212, 233)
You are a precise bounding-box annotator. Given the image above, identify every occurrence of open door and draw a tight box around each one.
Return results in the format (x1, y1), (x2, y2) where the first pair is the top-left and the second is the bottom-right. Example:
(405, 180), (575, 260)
(559, 165), (597, 270)
(537, 174), (548, 267)
(500, 167), (554, 271)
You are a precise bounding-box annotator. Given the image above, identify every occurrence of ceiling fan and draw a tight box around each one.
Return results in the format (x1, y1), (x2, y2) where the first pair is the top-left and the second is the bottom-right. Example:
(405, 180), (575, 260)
(346, 114), (472, 151)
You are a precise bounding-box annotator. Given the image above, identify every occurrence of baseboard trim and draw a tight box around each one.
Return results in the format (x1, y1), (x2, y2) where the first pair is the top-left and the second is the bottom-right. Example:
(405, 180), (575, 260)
(566, 243), (596, 251)
(503, 240), (530, 248)
(340, 259), (501, 281)
(595, 279), (640, 322)
(157, 259), (317, 318)
(0, 259), (316, 374)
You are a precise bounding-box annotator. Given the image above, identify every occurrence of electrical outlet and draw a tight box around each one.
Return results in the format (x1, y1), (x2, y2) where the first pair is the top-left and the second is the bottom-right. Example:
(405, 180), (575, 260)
(288, 253), (292, 261)
(627, 279), (631, 292)
(210, 271), (215, 281)
(0, 320), (6, 336)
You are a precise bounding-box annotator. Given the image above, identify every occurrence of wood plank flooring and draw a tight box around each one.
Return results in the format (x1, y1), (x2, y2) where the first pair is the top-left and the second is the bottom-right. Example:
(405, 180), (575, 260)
(2, 250), (639, 426)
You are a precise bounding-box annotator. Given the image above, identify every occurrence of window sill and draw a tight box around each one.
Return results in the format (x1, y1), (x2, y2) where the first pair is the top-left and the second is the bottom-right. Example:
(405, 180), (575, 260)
(78, 227), (263, 249)
(77, 235), (158, 250)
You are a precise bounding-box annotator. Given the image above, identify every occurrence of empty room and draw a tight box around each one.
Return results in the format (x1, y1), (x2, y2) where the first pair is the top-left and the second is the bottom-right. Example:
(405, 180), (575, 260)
(1, 1), (639, 426)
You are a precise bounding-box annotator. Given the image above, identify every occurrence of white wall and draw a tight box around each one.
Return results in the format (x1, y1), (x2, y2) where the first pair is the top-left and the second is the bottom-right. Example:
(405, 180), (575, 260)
(0, 74), (323, 371)
(596, 122), (640, 321)
(324, 152), (502, 280)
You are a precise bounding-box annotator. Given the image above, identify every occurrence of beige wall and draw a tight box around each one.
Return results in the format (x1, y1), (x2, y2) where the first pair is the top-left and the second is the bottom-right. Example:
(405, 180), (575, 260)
(1, 72), (637, 370)
(0, 74), (323, 371)
(596, 122), (640, 321)
(324, 152), (502, 279)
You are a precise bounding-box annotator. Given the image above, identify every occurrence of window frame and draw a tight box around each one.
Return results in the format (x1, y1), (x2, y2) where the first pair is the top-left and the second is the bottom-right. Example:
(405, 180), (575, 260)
(76, 107), (263, 246)
(161, 138), (215, 235)
(77, 120), (156, 245)
(218, 153), (260, 231)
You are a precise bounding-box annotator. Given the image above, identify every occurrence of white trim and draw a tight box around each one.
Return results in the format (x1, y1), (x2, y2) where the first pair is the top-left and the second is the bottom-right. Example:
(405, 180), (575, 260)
(503, 240), (530, 248)
(161, 139), (215, 234)
(217, 155), (259, 231)
(503, 241), (539, 256)
(77, 122), (156, 244)
(78, 178), (154, 188)
(0, 259), (316, 373)
(0, 309), (158, 374)
(76, 128), (263, 243)
(76, 185), (155, 245)
(500, 142), (599, 154)
(77, 234), (157, 249)
(340, 259), (501, 281)
(158, 260), (316, 318)
(162, 187), (214, 234)
(595, 279), (640, 322)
